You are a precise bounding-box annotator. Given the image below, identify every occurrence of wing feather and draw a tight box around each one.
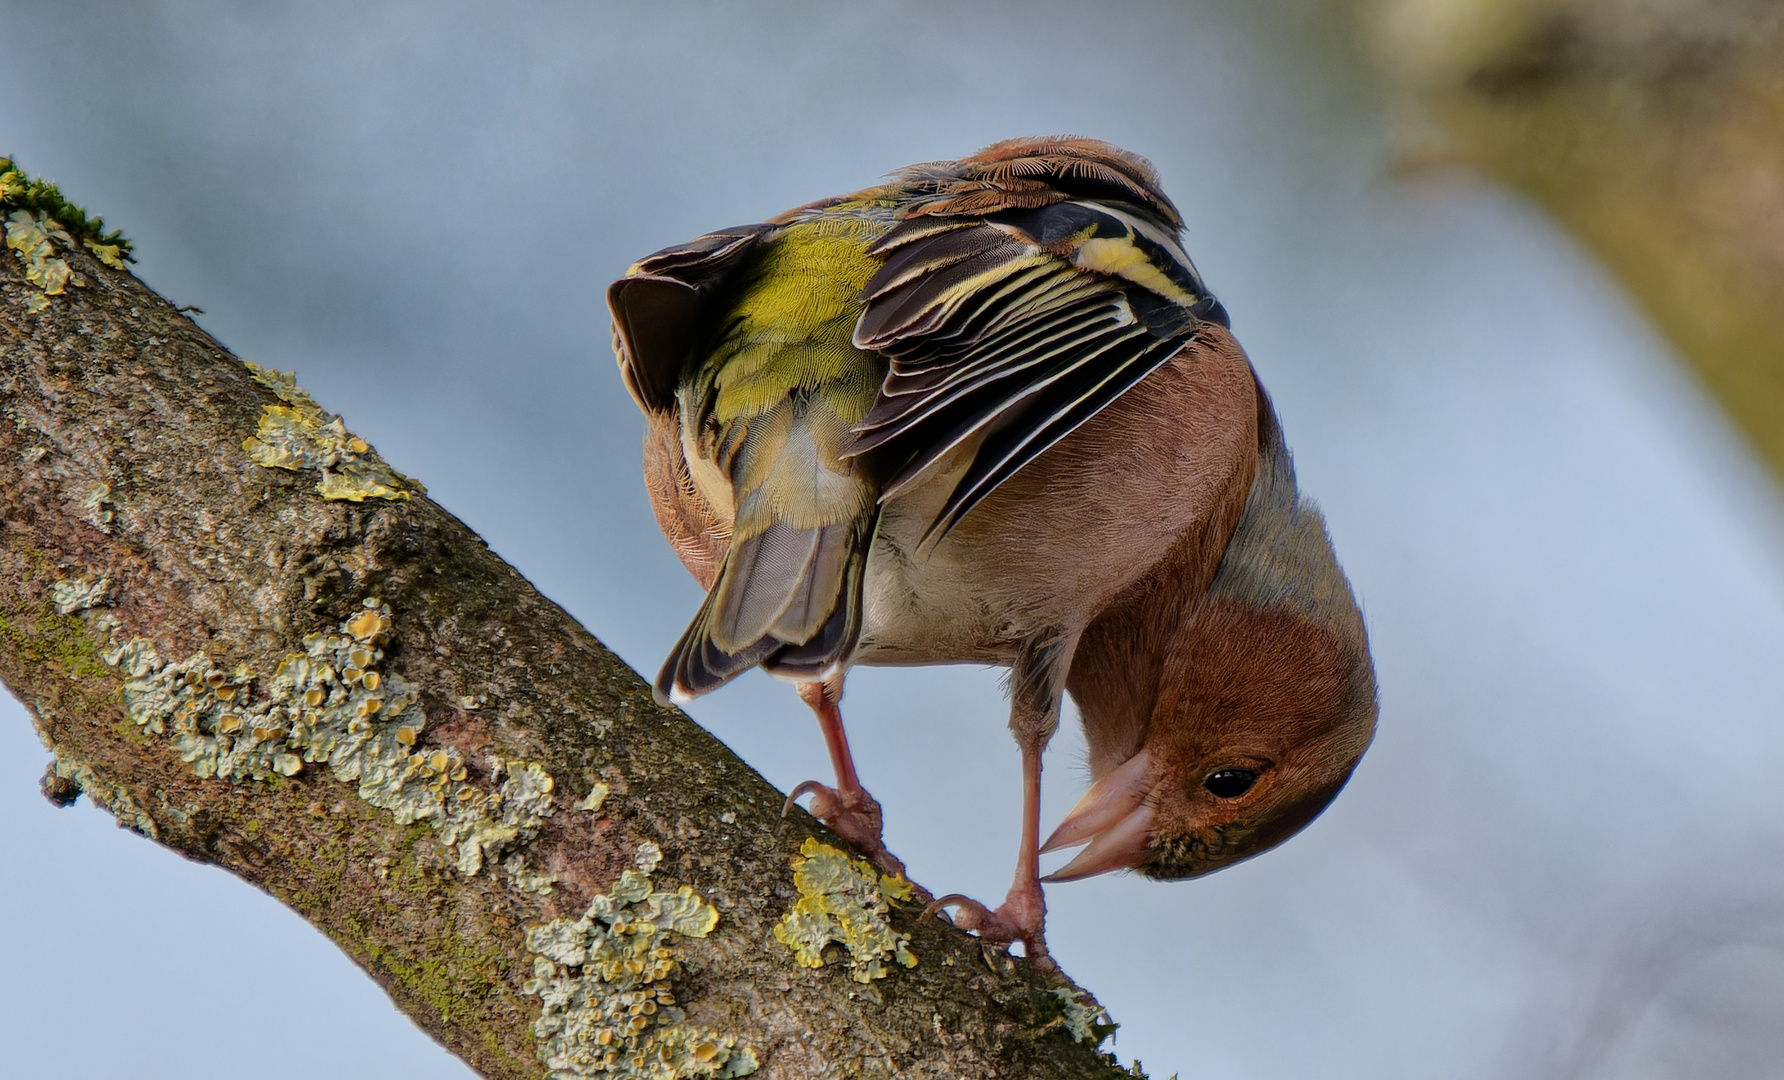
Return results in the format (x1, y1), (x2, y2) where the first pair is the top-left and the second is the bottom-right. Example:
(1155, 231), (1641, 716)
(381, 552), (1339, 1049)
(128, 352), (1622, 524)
(840, 141), (1227, 544)
(842, 221), (1204, 538)
(610, 223), (775, 415)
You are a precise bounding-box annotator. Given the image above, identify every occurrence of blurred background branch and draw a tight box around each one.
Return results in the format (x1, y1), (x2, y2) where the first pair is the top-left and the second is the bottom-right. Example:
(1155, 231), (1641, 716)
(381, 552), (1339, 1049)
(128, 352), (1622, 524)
(1356, 0), (1784, 483)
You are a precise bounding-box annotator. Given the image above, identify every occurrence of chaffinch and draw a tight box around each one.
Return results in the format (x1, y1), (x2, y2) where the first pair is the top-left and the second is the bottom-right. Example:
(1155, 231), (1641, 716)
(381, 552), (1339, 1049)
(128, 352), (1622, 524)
(610, 137), (1377, 966)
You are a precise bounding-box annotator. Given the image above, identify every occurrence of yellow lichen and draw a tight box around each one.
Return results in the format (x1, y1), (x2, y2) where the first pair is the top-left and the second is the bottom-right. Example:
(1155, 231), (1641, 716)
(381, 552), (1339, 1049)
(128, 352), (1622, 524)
(5, 209), (84, 297)
(523, 867), (756, 1079)
(0, 159), (132, 260)
(576, 781), (611, 814)
(84, 240), (127, 270)
(773, 838), (917, 983)
(102, 597), (555, 889)
(239, 362), (421, 502)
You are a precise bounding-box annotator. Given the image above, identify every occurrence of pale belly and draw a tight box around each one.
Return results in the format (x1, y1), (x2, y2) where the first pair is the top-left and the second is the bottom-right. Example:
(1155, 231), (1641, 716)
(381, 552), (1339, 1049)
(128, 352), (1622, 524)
(852, 335), (1258, 667)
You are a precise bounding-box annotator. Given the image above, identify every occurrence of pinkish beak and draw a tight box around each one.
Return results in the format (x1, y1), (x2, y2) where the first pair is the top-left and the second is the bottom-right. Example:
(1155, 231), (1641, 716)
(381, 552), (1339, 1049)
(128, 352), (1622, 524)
(1040, 750), (1157, 882)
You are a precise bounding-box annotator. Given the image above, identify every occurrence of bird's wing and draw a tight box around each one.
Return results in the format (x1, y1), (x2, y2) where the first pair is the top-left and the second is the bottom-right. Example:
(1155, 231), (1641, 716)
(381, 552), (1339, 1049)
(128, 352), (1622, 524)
(846, 138), (1228, 545)
(609, 224), (775, 415)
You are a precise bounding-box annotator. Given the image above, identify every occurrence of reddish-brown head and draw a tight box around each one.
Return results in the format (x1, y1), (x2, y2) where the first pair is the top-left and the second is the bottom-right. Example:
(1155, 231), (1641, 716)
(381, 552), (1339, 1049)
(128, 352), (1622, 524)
(1043, 602), (1373, 881)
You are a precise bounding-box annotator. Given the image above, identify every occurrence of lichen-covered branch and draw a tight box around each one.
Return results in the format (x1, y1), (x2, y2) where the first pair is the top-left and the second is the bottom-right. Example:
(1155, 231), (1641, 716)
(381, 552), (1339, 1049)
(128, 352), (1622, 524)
(0, 165), (1129, 1080)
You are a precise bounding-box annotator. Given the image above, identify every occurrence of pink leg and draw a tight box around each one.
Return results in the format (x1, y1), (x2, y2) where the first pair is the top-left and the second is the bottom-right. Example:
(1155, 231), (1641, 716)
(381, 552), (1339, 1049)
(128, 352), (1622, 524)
(926, 742), (1052, 970)
(784, 677), (915, 884)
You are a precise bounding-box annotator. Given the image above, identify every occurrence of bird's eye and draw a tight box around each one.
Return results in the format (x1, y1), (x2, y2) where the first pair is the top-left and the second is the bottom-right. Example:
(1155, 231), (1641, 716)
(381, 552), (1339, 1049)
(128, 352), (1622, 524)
(1204, 768), (1259, 798)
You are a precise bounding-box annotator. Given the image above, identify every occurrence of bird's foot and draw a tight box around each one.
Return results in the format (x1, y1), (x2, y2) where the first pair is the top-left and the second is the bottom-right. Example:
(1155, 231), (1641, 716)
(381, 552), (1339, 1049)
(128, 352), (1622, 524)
(784, 780), (918, 887)
(925, 879), (1055, 973)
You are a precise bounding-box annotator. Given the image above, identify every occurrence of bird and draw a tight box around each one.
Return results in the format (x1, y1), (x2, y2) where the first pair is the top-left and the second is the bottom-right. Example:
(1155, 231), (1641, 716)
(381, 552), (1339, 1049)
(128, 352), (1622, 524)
(609, 136), (1377, 967)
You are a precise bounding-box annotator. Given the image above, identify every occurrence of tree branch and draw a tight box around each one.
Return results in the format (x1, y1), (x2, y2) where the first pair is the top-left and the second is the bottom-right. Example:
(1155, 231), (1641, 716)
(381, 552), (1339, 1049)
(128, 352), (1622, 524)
(0, 178), (1127, 1079)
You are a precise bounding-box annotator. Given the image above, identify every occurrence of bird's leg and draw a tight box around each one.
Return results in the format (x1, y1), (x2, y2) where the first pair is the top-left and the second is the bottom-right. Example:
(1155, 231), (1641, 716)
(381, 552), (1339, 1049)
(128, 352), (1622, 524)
(927, 633), (1074, 973)
(928, 742), (1052, 969)
(783, 675), (912, 882)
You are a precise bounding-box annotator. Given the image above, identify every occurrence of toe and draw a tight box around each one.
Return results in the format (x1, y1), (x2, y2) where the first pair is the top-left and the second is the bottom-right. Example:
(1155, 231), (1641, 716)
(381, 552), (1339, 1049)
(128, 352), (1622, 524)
(784, 780), (841, 821)
(926, 889), (1052, 968)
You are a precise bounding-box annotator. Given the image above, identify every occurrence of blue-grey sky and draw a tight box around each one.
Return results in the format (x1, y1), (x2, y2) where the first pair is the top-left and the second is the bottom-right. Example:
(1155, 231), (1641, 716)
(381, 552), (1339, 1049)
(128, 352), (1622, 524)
(5, 3), (1784, 1078)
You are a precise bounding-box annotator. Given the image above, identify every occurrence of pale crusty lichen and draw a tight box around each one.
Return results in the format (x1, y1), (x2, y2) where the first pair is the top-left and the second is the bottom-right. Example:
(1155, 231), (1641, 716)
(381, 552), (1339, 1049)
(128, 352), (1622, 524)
(239, 362), (421, 502)
(50, 575), (112, 615)
(79, 482), (114, 533)
(74, 583), (757, 1070)
(1049, 986), (1117, 1048)
(523, 867), (757, 1079)
(102, 597), (554, 887)
(503, 853), (561, 897)
(773, 837), (917, 983)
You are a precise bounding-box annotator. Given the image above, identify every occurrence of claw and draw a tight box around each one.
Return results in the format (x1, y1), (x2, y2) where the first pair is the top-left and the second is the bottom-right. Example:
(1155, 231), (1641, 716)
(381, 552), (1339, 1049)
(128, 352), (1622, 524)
(925, 885), (1054, 972)
(782, 778), (915, 884)
(782, 779), (839, 821)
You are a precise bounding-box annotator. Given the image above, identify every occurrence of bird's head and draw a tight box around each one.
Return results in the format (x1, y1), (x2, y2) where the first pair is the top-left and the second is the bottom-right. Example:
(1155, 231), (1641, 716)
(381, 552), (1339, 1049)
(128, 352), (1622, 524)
(1042, 601), (1375, 882)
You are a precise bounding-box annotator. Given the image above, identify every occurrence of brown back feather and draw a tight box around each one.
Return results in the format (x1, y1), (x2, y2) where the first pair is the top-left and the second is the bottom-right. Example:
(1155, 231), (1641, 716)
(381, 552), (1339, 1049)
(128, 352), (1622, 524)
(897, 136), (1182, 229)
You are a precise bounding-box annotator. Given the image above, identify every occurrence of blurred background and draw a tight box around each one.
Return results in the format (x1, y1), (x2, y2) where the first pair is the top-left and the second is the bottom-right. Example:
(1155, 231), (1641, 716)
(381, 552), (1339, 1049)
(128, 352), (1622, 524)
(4, 2), (1784, 1077)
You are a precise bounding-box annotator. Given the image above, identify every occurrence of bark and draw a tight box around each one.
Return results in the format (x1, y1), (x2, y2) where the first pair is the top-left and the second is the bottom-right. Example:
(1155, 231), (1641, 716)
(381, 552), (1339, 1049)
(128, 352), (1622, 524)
(0, 204), (1129, 1078)
(1355, 0), (1784, 486)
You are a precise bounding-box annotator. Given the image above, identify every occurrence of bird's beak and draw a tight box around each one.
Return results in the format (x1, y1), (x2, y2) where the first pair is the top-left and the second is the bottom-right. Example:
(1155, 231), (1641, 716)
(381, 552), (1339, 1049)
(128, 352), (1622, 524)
(1039, 750), (1157, 882)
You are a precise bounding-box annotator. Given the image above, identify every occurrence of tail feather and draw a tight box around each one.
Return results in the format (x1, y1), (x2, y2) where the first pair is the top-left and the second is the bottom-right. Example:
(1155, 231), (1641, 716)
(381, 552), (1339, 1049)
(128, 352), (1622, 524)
(707, 518), (862, 654)
(657, 512), (878, 705)
(768, 520), (856, 644)
(654, 587), (783, 705)
(765, 516), (876, 681)
(710, 521), (824, 653)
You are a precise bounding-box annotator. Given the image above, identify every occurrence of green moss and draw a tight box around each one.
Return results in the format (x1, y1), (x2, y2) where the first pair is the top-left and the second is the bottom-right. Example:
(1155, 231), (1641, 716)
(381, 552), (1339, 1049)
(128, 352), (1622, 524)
(0, 157), (132, 255)
(0, 589), (112, 683)
(399, 933), (508, 1023)
(326, 880), (515, 1030)
(1, 159), (131, 315)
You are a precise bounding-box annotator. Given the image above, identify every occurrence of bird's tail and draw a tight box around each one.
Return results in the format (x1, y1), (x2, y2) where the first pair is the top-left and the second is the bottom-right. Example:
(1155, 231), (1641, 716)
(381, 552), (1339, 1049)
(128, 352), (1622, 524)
(654, 512), (877, 705)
